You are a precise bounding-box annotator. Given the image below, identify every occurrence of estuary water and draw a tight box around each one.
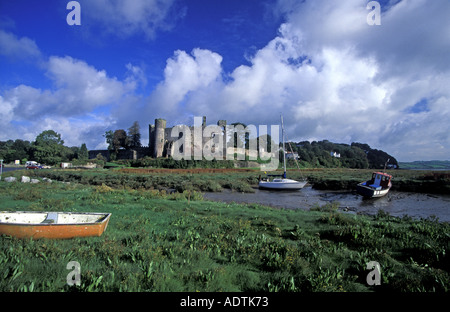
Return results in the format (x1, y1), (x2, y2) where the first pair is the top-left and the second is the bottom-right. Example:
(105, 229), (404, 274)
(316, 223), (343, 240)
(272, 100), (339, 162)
(204, 186), (450, 222)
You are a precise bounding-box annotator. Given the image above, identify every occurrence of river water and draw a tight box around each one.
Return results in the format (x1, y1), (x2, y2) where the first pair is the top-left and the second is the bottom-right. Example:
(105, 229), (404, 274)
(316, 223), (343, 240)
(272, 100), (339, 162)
(204, 186), (450, 222)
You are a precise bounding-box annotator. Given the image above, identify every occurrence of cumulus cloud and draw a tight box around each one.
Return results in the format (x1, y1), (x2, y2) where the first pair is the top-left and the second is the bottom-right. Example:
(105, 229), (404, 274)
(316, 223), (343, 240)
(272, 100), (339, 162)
(4, 56), (129, 120)
(0, 29), (42, 60)
(0, 96), (14, 127)
(47, 56), (130, 113)
(1, 55), (137, 147)
(146, 48), (223, 121)
(82, 0), (184, 39)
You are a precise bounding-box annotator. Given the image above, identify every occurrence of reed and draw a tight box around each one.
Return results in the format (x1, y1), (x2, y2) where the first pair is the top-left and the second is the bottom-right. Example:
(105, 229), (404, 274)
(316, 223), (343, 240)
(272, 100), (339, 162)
(19, 167), (450, 194)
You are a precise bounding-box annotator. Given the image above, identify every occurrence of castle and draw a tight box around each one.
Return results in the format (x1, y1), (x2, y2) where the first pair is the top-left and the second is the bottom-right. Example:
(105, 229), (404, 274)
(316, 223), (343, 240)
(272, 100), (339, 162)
(149, 116), (229, 159)
(89, 116), (230, 161)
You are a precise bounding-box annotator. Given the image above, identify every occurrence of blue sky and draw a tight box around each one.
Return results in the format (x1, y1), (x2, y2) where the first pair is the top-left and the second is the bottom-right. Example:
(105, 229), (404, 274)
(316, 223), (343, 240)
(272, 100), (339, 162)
(1, 0), (449, 162)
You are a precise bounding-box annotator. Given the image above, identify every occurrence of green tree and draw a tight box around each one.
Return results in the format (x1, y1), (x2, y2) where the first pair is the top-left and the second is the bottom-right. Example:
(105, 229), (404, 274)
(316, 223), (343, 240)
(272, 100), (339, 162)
(31, 130), (66, 165)
(78, 143), (89, 160)
(103, 130), (114, 152)
(128, 121), (142, 148)
(12, 139), (32, 162)
(113, 129), (128, 153)
(352, 142), (398, 169)
(0, 139), (33, 163)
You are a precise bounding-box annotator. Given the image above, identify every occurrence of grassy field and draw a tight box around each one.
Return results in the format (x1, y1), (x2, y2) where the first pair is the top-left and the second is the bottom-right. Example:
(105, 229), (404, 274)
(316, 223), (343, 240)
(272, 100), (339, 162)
(0, 173), (449, 292)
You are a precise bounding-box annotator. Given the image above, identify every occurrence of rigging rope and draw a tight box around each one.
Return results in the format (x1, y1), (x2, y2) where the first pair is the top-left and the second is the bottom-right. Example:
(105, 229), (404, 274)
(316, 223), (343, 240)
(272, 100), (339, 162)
(284, 132), (305, 181)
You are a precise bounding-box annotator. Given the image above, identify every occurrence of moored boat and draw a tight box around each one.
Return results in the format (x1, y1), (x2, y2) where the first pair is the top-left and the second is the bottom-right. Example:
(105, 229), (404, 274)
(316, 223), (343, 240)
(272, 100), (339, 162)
(0, 211), (111, 239)
(259, 176), (307, 190)
(259, 115), (307, 191)
(356, 171), (392, 198)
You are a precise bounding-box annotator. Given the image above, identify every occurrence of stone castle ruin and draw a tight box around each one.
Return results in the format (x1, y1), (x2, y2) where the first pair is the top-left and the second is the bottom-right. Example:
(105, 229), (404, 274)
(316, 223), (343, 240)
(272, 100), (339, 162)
(89, 116), (237, 161)
(150, 116), (230, 160)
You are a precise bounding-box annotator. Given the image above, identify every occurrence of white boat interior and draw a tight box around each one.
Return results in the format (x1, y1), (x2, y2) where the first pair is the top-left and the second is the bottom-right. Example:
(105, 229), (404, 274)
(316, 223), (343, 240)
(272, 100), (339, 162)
(0, 212), (108, 225)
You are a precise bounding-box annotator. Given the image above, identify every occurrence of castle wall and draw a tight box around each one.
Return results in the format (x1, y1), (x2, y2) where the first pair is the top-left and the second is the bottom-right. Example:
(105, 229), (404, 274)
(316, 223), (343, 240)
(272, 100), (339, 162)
(89, 147), (150, 161)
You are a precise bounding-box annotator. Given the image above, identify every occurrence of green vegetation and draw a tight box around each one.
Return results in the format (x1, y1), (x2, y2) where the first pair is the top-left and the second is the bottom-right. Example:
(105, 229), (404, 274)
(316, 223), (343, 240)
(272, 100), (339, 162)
(0, 178), (448, 292)
(25, 168), (255, 193)
(119, 157), (235, 169)
(22, 167), (450, 195)
(288, 140), (398, 169)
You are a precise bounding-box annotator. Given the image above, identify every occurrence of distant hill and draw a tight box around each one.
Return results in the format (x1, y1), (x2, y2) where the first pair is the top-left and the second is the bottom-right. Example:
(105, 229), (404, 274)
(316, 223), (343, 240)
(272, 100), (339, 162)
(398, 160), (450, 170)
(287, 140), (398, 169)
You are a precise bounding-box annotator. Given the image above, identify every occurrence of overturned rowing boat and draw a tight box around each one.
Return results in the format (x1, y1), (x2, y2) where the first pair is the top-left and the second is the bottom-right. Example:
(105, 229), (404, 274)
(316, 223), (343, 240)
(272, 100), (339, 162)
(0, 211), (111, 239)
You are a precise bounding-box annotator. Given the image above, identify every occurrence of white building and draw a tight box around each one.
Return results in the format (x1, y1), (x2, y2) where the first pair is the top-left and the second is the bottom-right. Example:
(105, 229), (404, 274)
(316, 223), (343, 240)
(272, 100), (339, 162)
(330, 151), (341, 158)
(286, 152), (299, 160)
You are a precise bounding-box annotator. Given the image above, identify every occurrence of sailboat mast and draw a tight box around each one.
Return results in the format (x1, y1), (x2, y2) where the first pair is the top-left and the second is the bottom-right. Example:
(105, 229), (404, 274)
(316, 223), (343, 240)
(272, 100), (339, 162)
(281, 115), (287, 178)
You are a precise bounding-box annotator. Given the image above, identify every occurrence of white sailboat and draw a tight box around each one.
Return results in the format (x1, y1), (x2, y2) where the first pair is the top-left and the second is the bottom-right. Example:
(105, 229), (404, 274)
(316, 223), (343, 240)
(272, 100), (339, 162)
(259, 115), (307, 191)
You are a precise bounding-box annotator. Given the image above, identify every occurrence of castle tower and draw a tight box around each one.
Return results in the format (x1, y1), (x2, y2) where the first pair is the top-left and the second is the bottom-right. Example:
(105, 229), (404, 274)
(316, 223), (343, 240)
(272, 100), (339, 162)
(217, 120), (226, 129)
(149, 124), (155, 156)
(153, 118), (166, 158)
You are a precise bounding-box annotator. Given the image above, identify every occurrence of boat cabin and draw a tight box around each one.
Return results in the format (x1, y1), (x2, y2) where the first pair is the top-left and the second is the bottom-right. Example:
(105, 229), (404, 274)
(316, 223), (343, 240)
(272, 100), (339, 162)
(365, 172), (392, 190)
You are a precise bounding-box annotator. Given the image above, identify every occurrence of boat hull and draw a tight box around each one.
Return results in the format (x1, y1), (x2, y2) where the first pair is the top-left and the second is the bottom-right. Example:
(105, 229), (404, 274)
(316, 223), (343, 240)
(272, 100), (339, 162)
(356, 183), (391, 198)
(0, 212), (111, 239)
(259, 179), (307, 191)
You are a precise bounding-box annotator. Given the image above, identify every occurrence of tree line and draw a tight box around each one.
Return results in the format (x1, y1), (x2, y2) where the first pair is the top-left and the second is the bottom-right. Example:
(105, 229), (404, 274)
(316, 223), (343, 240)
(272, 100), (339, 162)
(0, 130), (88, 166)
(103, 121), (141, 160)
(1, 120), (398, 170)
(285, 140), (399, 169)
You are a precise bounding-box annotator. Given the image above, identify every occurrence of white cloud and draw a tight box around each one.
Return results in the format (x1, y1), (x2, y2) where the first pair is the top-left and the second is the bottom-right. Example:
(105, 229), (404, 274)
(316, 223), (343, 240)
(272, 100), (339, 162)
(0, 96), (14, 129)
(4, 56), (128, 120)
(37, 115), (115, 149)
(0, 55), (137, 148)
(82, 0), (183, 39)
(146, 48), (223, 120)
(125, 63), (147, 90)
(0, 29), (42, 60)
(47, 56), (129, 113)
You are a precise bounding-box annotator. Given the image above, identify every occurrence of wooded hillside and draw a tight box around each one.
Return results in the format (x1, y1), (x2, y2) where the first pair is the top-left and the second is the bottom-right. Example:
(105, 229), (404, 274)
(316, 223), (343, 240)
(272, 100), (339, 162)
(285, 140), (398, 169)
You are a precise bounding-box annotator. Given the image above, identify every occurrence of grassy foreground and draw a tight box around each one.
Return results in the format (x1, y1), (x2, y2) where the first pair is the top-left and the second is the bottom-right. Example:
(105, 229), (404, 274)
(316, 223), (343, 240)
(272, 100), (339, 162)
(0, 178), (448, 292)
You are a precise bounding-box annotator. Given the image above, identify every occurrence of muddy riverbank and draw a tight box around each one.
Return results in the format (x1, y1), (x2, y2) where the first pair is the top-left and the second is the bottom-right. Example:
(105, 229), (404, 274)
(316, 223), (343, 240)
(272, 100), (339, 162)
(204, 186), (450, 222)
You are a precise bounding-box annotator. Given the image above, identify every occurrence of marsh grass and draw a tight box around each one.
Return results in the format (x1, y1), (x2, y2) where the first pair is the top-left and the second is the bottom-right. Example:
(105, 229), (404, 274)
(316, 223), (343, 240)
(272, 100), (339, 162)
(23, 167), (450, 195)
(0, 176), (448, 292)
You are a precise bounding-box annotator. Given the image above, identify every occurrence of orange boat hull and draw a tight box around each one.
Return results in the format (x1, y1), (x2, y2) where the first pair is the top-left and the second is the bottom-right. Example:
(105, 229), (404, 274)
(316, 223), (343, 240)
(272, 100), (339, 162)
(0, 213), (111, 239)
